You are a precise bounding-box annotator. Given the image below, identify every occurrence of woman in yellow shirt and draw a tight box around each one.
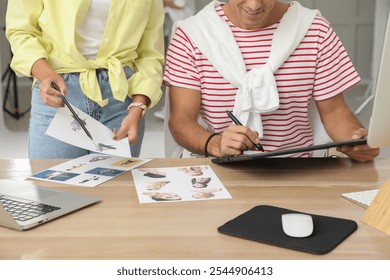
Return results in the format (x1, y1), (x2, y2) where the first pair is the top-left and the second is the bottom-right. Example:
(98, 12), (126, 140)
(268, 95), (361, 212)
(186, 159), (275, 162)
(6, 0), (164, 158)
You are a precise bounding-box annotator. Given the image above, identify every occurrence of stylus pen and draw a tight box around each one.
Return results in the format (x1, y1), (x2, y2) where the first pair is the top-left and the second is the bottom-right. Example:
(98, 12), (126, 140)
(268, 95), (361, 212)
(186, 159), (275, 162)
(226, 110), (264, 152)
(51, 82), (94, 141)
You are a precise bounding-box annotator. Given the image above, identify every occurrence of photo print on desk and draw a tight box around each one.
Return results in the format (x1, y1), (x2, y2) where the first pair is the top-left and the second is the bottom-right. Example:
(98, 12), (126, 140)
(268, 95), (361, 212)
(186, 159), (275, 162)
(29, 154), (151, 187)
(132, 165), (231, 203)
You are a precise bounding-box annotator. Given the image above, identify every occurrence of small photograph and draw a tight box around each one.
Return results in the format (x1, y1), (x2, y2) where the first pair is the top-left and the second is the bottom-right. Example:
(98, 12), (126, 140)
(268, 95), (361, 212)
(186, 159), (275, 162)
(66, 163), (87, 171)
(70, 115), (87, 131)
(142, 192), (182, 202)
(192, 188), (222, 199)
(89, 155), (111, 162)
(79, 175), (100, 184)
(177, 166), (208, 176)
(32, 170), (79, 182)
(112, 158), (140, 168)
(95, 143), (117, 151)
(191, 177), (211, 188)
(86, 167), (125, 177)
(138, 168), (167, 178)
(145, 181), (171, 190)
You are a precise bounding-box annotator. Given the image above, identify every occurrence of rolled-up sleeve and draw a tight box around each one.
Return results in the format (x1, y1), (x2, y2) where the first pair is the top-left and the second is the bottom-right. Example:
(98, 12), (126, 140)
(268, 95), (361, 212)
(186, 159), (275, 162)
(6, 0), (48, 77)
(128, 0), (165, 108)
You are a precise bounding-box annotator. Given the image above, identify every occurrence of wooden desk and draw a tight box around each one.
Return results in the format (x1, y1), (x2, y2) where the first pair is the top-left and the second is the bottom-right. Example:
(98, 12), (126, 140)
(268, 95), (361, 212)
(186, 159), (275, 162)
(1, 157), (390, 260)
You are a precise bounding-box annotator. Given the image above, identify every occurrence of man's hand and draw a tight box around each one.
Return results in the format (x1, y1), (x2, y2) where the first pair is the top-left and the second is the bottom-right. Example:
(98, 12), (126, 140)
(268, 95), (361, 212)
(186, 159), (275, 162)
(336, 128), (380, 162)
(218, 124), (260, 157)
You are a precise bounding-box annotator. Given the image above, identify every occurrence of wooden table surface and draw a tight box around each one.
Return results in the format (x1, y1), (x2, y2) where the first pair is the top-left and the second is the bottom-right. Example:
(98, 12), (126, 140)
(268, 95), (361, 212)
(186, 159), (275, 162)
(1, 157), (390, 260)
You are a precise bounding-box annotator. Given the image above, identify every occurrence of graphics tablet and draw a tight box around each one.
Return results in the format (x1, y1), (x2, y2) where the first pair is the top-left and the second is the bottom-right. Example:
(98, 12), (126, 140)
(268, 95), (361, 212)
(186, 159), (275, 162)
(211, 139), (367, 163)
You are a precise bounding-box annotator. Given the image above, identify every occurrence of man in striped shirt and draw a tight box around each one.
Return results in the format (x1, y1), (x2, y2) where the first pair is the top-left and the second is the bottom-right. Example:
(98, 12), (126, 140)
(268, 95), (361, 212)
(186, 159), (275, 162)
(163, 0), (379, 162)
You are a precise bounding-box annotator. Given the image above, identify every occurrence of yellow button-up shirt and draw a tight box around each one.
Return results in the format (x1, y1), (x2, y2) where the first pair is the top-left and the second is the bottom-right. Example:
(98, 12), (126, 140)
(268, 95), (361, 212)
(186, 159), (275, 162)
(6, 0), (164, 107)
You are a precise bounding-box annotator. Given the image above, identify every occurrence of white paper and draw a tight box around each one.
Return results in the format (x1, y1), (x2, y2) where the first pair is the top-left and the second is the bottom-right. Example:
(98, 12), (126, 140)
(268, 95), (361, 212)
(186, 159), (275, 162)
(46, 104), (131, 157)
(132, 165), (232, 203)
(29, 154), (151, 187)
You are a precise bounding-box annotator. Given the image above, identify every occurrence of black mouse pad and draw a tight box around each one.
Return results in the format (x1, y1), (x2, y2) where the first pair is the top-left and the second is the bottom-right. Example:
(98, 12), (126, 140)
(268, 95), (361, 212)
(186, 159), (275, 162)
(218, 205), (358, 255)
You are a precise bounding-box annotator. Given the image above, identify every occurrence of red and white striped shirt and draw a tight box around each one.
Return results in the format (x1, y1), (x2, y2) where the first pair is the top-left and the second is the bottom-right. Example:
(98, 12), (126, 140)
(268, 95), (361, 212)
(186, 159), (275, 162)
(163, 4), (360, 157)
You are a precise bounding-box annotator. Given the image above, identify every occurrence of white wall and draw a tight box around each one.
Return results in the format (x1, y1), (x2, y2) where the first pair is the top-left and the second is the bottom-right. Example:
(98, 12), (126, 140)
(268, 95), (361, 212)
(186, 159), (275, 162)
(195, 0), (212, 11)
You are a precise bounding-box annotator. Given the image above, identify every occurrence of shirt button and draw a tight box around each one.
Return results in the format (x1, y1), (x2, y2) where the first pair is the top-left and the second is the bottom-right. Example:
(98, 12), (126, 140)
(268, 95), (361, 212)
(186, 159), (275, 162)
(105, 38), (110, 44)
(111, 12), (116, 18)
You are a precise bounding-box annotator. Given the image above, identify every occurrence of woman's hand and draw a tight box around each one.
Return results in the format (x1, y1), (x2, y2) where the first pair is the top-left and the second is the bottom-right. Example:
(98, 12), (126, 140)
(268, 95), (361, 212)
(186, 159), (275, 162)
(114, 95), (150, 144)
(32, 58), (66, 107)
(113, 106), (143, 144)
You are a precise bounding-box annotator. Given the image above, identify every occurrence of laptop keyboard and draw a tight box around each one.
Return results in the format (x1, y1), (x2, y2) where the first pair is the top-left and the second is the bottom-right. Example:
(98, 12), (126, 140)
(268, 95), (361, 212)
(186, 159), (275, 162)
(0, 195), (61, 222)
(341, 189), (379, 209)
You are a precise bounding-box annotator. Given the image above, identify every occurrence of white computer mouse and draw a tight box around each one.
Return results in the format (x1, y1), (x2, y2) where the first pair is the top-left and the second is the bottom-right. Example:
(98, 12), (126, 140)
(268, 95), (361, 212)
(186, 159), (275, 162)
(281, 213), (314, 238)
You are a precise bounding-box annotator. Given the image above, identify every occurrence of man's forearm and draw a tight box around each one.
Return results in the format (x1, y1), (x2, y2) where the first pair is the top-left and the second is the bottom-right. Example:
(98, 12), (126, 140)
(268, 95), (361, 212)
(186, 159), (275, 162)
(169, 119), (220, 156)
(325, 107), (364, 141)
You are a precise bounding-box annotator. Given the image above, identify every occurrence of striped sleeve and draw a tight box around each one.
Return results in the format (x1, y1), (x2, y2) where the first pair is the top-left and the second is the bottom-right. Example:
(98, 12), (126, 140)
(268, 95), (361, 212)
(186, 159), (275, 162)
(163, 28), (201, 91)
(313, 19), (361, 101)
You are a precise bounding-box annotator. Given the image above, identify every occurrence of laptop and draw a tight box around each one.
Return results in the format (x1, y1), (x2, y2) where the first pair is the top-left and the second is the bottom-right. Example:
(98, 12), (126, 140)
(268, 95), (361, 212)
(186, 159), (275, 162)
(0, 179), (99, 230)
(212, 12), (390, 164)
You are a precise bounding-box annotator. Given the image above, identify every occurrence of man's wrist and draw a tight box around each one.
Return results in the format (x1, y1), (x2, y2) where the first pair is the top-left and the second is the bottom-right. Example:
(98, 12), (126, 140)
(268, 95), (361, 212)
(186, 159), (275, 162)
(204, 133), (222, 157)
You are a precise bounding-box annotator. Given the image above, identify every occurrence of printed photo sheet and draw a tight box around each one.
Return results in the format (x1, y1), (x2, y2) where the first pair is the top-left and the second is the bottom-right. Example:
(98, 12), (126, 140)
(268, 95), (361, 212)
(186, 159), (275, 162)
(29, 154), (151, 187)
(132, 165), (231, 203)
(46, 104), (131, 157)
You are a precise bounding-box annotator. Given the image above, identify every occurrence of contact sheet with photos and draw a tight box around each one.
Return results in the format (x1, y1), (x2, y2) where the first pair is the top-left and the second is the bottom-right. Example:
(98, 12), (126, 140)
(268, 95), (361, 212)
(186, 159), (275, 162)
(132, 165), (232, 203)
(29, 154), (151, 187)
